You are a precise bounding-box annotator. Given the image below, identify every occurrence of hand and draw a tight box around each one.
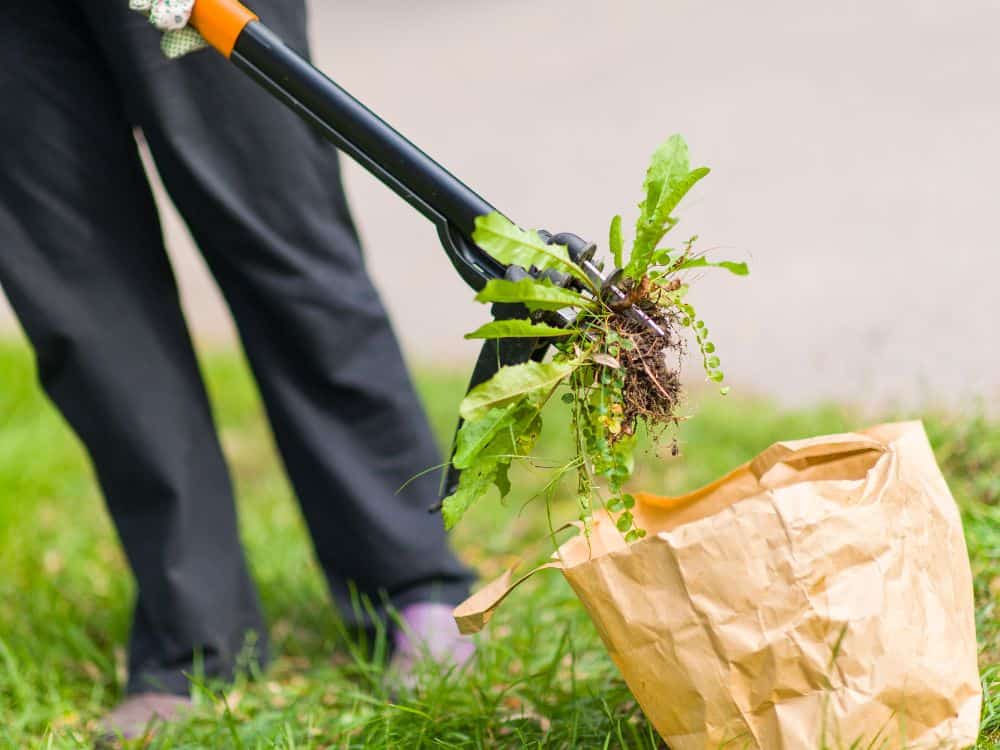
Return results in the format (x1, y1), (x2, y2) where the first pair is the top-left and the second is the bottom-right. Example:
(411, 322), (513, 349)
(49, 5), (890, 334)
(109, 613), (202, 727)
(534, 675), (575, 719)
(129, 0), (208, 58)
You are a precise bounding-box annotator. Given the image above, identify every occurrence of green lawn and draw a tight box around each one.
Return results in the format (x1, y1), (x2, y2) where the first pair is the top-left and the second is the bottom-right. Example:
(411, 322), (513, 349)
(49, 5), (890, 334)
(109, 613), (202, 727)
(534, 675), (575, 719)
(0, 339), (997, 748)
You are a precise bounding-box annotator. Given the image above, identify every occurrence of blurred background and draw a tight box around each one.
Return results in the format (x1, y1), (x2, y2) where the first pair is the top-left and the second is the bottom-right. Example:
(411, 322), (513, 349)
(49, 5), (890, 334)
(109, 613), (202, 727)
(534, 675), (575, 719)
(2, 0), (997, 407)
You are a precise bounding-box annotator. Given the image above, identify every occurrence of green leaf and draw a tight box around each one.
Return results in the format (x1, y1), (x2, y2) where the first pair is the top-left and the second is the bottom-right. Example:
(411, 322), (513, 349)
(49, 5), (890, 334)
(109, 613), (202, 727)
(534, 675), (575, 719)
(493, 462), (512, 498)
(443, 401), (542, 527)
(629, 168), (709, 276)
(473, 212), (591, 287)
(459, 360), (575, 422)
(504, 407), (543, 459)
(487, 406), (543, 498)
(609, 214), (624, 269)
(674, 256), (749, 276)
(441, 462), (496, 529)
(653, 167), (709, 225)
(474, 278), (589, 311)
(464, 320), (573, 340)
(626, 135), (710, 278)
(452, 402), (521, 470)
(616, 511), (634, 532)
(651, 247), (677, 266)
(640, 136), (691, 225)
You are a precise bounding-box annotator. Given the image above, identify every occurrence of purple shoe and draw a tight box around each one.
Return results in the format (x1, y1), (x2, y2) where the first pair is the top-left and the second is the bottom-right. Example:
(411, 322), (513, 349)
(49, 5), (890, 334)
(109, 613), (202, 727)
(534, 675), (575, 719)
(96, 692), (192, 745)
(389, 602), (476, 686)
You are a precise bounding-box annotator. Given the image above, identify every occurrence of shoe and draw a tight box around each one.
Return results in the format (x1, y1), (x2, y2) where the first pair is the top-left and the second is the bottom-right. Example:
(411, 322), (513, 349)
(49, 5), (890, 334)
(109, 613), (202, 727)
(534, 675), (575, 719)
(96, 692), (192, 744)
(388, 602), (475, 687)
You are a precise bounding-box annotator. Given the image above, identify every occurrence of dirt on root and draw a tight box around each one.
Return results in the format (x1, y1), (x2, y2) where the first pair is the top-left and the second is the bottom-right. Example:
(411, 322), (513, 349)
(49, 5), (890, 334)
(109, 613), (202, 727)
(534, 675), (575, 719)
(609, 278), (684, 438)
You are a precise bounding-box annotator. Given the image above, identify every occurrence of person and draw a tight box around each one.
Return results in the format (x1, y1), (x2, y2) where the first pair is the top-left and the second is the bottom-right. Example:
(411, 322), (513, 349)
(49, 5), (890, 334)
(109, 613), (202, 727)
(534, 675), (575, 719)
(0, 0), (474, 739)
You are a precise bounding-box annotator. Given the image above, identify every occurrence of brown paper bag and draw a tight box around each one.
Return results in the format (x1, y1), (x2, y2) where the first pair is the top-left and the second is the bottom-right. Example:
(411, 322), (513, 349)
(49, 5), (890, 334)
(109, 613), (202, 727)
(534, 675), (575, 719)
(455, 422), (982, 749)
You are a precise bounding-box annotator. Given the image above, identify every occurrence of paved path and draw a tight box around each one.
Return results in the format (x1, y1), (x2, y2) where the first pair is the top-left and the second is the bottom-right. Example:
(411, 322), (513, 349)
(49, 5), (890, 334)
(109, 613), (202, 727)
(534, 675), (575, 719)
(3, 0), (997, 407)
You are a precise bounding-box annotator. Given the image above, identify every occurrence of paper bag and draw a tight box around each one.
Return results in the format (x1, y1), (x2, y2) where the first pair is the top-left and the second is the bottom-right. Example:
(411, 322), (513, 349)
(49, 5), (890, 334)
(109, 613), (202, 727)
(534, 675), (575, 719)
(455, 422), (982, 749)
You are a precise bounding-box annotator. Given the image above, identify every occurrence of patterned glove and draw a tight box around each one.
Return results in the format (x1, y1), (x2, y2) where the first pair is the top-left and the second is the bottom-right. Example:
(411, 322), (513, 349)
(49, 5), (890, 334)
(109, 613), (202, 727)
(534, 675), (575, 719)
(129, 0), (209, 59)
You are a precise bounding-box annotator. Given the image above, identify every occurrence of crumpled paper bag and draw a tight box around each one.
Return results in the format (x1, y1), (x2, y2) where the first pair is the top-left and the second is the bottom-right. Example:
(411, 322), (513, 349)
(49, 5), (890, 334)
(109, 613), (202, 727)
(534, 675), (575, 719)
(455, 422), (981, 749)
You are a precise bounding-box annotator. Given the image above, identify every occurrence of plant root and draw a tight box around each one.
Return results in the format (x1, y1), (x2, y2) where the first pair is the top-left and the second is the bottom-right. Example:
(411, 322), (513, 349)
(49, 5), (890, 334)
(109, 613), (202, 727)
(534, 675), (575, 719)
(607, 279), (684, 438)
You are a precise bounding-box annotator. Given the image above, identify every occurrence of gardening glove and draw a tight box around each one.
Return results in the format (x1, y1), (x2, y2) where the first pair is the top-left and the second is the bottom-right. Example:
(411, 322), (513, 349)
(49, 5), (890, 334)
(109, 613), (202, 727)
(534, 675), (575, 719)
(129, 0), (208, 59)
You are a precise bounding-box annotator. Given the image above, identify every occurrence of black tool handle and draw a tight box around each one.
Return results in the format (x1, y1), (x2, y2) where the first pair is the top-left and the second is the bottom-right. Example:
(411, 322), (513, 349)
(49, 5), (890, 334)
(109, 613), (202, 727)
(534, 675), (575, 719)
(228, 22), (506, 288)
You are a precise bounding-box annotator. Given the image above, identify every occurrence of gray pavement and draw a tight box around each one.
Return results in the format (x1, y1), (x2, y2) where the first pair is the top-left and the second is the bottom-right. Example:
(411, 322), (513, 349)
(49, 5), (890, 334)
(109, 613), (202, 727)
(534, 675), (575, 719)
(2, 0), (998, 407)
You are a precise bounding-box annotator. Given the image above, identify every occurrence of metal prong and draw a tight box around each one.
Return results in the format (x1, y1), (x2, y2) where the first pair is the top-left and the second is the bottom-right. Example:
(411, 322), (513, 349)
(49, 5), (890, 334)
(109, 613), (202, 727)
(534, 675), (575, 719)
(540, 230), (666, 338)
(582, 259), (666, 338)
(623, 305), (666, 338)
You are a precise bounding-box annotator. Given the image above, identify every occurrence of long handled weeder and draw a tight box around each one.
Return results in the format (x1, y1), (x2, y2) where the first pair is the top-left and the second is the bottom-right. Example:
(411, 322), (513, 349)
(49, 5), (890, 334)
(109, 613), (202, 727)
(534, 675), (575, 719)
(188, 0), (664, 499)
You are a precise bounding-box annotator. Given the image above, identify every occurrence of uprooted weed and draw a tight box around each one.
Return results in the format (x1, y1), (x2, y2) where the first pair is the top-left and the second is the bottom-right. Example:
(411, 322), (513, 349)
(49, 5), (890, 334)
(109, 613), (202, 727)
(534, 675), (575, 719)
(441, 135), (746, 540)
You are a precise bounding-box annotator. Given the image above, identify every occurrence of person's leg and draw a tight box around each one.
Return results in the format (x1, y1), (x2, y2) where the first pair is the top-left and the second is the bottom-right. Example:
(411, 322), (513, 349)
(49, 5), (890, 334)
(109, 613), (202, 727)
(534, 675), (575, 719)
(81, 0), (474, 626)
(0, 0), (267, 695)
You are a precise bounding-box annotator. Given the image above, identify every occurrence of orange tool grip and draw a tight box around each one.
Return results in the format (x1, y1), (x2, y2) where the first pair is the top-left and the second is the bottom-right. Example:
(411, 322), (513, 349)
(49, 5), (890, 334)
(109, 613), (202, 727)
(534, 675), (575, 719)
(190, 0), (259, 58)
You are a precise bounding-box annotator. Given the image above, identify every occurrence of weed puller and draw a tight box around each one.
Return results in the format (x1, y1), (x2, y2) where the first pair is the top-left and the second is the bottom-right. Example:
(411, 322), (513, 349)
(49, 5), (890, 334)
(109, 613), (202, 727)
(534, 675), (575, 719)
(188, 0), (665, 498)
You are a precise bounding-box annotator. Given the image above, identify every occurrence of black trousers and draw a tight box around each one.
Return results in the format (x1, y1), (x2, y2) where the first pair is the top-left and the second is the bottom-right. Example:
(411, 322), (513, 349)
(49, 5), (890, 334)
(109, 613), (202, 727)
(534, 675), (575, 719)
(0, 0), (472, 695)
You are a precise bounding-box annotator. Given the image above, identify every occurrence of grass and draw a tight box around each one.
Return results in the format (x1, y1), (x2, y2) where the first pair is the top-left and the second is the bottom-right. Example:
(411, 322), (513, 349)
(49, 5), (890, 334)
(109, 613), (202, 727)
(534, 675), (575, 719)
(0, 337), (997, 748)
